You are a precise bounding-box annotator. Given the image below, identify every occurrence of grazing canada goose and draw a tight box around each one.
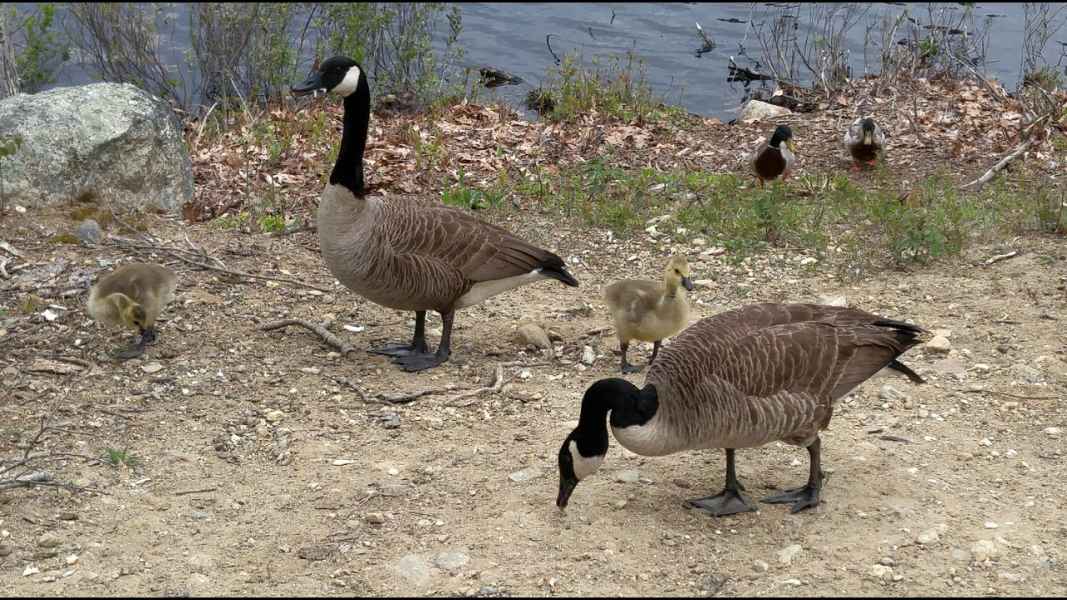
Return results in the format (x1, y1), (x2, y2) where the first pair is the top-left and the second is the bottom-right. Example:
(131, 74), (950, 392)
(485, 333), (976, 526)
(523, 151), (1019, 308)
(604, 255), (694, 374)
(556, 303), (927, 517)
(291, 57), (579, 372)
(87, 262), (177, 359)
(844, 116), (886, 169)
(749, 124), (796, 187)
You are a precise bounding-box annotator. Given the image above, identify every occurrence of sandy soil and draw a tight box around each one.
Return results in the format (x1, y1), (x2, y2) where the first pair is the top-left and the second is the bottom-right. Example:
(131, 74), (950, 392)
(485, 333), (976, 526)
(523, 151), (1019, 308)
(1, 202), (1064, 597)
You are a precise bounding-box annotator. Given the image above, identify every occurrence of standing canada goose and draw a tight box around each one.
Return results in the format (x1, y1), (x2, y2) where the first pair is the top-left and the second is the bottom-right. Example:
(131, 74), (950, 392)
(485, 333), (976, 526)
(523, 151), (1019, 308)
(291, 57), (579, 372)
(844, 116), (886, 169)
(749, 124), (796, 187)
(604, 255), (694, 374)
(556, 303), (927, 517)
(87, 262), (177, 359)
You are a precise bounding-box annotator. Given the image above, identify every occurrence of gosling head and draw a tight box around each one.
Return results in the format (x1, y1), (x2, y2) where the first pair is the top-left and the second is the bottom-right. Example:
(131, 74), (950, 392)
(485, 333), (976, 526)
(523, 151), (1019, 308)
(664, 255), (694, 292)
(110, 293), (147, 332)
(769, 124), (795, 153)
(291, 55), (364, 98)
(860, 117), (877, 145)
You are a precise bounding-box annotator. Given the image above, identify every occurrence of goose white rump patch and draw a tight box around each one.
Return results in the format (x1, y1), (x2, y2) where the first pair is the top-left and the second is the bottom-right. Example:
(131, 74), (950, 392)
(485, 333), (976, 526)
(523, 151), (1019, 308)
(569, 441), (605, 480)
(334, 66), (362, 97)
(455, 269), (548, 310)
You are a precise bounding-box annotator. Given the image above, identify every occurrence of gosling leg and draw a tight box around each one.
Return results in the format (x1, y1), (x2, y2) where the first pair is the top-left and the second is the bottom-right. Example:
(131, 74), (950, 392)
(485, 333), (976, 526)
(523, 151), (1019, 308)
(620, 340), (642, 374)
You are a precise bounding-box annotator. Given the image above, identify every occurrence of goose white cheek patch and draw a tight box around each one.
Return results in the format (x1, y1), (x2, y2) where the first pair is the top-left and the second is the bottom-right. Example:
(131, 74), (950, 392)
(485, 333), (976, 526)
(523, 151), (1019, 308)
(333, 66), (362, 97)
(569, 441), (605, 480)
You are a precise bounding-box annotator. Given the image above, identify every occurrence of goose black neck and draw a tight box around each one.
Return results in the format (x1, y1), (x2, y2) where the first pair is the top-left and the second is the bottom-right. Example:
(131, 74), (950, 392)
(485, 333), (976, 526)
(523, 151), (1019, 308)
(331, 77), (370, 195)
(572, 378), (658, 455)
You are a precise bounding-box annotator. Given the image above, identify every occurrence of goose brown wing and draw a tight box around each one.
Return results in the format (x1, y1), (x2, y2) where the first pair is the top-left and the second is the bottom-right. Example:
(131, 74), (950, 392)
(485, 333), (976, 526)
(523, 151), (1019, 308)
(709, 320), (922, 401)
(381, 200), (573, 284)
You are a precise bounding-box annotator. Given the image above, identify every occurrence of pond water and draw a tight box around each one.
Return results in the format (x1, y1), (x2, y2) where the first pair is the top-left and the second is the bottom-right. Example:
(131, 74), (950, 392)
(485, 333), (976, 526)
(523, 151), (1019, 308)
(15, 2), (1065, 120)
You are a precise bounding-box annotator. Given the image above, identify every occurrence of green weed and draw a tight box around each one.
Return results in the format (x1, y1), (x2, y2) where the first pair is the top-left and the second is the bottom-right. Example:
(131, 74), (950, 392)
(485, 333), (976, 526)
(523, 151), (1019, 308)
(102, 448), (139, 468)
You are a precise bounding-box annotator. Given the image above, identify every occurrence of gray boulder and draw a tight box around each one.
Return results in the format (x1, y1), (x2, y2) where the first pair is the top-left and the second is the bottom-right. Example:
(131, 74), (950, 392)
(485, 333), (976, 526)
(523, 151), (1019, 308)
(0, 82), (192, 213)
(739, 99), (793, 123)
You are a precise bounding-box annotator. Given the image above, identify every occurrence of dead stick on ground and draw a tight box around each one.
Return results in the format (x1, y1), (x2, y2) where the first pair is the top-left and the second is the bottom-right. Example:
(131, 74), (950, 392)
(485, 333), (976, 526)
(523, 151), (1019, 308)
(984, 250), (1018, 266)
(962, 139), (1036, 191)
(964, 389), (1059, 400)
(447, 364), (507, 407)
(261, 319), (355, 355)
(174, 486), (218, 496)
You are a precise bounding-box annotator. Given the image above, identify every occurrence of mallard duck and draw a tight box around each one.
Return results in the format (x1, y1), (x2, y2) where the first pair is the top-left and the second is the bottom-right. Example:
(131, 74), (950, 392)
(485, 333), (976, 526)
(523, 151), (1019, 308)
(749, 124), (795, 186)
(87, 262), (176, 359)
(843, 116), (886, 169)
(556, 303), (927, 517)
(604, 255), (693, 374)
(290, 56), (579, 372)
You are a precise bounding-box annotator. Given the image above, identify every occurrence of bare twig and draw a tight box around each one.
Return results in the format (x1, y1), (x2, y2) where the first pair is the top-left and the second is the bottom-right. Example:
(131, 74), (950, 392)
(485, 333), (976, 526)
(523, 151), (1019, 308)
(446, 364), (506, 407)
(984, 250), (1019, 266)
(376, 388), (444, 405)
(174, 486), (218, 496)
(260, 319), (355, 355)
(964, 389), (1058, 400)
(962, 139), (1036, 190)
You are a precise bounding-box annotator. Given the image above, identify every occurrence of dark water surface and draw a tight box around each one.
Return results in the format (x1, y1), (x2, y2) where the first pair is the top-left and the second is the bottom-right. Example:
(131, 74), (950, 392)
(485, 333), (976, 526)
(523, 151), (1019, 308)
(16, 3), (1063, 120)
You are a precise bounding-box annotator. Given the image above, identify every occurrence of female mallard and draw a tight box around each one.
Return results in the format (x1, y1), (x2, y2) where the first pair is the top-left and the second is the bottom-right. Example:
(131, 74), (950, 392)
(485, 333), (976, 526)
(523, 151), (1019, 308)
(749, 124), (795, 187)
(843, 116), (886, 169)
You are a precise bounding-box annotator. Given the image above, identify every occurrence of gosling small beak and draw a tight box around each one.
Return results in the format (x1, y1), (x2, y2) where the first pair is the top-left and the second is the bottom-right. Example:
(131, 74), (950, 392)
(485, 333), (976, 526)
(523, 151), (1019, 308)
(557, 476), (578, 509)
(681, 276), (695, 292)
(291, 72), (324, 97)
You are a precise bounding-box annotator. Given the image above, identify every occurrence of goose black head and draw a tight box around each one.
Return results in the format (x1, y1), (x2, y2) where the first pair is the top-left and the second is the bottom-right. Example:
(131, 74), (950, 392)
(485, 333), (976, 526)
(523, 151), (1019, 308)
(768, 124), (794, 151)
(557, 432), (607, 509)
(291, 56), (364, 98)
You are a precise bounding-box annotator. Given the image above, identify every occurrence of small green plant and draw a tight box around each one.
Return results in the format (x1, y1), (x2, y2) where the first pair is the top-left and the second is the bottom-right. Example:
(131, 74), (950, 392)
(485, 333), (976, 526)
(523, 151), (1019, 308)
(18, 294), (45, 315)
(538, 51), (677, 124)
(441, 170), (501, 210)
(12, 4), (69, 93)
(102, 448), (139, 468)
(258, 214), (286, 233)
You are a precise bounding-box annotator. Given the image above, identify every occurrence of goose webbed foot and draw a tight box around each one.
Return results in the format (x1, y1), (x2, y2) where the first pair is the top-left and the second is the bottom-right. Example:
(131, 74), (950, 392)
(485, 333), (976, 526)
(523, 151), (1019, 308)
(760, 484), (820, 513)
(369, 341), (429, 357)
(761, 437), (824, 513)
(620, 361), (644, 374)
(393, 350), (448, 372)
(685, 487), (756, 517)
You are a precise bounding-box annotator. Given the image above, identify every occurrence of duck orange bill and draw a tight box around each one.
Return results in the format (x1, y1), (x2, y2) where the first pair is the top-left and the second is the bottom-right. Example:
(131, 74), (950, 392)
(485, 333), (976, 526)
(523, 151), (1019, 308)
(291, 72), (324, 96)
(557, 476), (578, 509)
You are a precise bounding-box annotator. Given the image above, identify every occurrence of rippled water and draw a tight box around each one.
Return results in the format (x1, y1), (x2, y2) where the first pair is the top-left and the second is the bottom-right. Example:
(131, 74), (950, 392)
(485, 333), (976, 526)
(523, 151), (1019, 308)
(16, 3), (1063, 120)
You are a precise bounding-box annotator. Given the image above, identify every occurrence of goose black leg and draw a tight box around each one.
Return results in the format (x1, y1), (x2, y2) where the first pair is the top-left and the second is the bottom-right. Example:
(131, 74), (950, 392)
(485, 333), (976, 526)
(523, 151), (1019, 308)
(649, 340), (662, 365)
(684, 449), (756, 517)
(394, 310), (452, 372)
(620, 341), (642, 374)
(369, 310), (429, 357)
(760, 436), (824, 513)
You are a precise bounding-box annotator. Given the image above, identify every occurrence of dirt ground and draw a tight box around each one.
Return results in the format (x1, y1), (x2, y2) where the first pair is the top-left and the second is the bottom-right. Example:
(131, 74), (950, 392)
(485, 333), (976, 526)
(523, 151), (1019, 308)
(1, 200), (1065, 597)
